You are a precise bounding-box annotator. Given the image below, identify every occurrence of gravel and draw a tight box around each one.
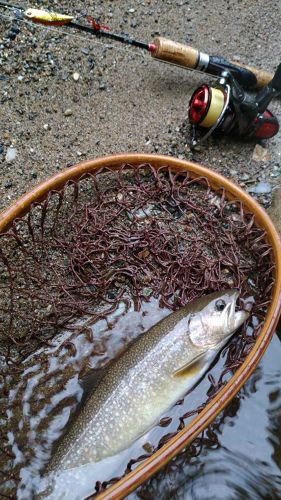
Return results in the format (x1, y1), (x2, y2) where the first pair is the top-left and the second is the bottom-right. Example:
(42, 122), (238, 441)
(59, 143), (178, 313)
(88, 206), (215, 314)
(0, 0), (281, 213)
(5, 146), (17, 163)
(247, 181), (273, 194)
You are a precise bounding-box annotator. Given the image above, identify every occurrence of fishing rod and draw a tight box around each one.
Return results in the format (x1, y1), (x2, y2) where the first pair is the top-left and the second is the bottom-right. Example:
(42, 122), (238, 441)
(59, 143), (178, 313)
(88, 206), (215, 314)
(1, 2), (281, 144)
(0, 1), (273, 89)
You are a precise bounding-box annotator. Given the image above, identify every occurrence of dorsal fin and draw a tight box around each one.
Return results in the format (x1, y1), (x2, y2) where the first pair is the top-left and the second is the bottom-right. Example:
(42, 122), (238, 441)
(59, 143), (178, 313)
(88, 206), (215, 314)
(172, 351), (209, 378)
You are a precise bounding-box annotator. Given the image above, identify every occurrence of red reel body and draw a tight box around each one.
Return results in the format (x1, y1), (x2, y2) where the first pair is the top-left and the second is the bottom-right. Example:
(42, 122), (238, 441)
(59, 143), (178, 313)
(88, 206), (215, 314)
(252, 110), (279, 139)
(188, 66), (281, 146)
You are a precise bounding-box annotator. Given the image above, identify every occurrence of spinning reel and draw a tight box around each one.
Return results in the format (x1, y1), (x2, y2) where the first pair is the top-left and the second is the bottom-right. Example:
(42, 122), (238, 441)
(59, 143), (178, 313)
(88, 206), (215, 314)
(1, 0), (280, 150)
(188, 63), (281, 147)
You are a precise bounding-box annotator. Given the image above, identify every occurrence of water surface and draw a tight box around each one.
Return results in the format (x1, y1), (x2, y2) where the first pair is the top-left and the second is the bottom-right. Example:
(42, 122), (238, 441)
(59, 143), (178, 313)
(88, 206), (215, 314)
(131, 325), (281, 499)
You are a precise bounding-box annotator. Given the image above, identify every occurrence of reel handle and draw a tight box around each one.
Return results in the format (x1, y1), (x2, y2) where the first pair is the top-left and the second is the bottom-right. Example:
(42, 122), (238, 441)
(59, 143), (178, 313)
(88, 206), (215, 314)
(256, 63), (281, 112)
(152, 37), (273, 89)
(233, 62), (273, 90)
(271, 62), (281, 91)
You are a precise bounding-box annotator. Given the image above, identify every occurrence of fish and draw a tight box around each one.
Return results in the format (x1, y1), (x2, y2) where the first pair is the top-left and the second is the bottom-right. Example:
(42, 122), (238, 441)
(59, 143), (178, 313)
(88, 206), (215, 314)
(42, 290), (249, 493)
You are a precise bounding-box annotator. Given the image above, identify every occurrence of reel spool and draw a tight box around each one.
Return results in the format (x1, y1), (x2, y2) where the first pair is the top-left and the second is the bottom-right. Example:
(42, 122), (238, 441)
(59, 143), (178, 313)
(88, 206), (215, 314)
(188, 64), (281, 147)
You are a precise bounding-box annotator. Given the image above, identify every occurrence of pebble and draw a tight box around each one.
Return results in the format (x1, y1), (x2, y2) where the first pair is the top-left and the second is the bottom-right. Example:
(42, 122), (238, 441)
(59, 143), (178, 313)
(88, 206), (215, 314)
(88, 57), (95, 71)
(247, 182), (272, 194)
(5, 147), (17, 163)
(59, 73), (68, 81)
(43, 124), (50, 130)
(4, 181), (13, 189)
(270, 171), (280, 178)
(240, 173), (250, 181)
(64, 109), (73, 117)
(72, 72), (80, 81)
(142, 442), (154, 454)
(252, 144), (271, 162)
(7, 32), (17, 41)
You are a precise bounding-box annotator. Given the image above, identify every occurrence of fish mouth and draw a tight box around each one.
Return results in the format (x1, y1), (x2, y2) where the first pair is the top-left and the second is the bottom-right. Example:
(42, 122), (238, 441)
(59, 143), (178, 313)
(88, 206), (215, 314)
(226, 291), (250, 331)
(226, 291), (239, 331)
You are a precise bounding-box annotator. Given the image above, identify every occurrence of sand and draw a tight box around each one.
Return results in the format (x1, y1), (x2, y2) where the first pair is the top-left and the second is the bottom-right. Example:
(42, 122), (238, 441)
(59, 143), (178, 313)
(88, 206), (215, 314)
(0, 0), (281, 217)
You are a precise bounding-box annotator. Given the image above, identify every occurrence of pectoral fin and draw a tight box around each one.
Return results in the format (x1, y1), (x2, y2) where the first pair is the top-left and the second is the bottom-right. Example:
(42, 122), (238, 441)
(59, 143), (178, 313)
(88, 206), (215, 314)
(172, 351), (209, 378)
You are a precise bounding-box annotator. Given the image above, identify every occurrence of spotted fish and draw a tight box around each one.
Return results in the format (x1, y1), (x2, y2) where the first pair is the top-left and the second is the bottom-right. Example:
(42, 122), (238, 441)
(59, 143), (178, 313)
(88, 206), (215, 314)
(43, 290), (249, 495)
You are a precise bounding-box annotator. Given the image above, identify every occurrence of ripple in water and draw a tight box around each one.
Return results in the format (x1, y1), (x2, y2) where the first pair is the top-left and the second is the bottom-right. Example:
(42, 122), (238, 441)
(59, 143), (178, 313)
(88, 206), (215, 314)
(2, 305), (280, 499)
(1, 298), (171, 499)
(131, 327), (281, 500)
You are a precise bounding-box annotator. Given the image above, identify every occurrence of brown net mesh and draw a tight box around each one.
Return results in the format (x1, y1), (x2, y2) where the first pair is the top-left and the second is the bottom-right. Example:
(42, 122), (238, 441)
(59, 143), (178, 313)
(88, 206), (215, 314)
(0, 163), (275, 498)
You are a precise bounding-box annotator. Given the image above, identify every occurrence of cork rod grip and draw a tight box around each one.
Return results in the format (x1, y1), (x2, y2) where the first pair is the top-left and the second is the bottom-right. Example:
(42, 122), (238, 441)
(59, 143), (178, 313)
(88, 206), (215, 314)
(152, 37), (274, 89)
(152, 37), (199, 69)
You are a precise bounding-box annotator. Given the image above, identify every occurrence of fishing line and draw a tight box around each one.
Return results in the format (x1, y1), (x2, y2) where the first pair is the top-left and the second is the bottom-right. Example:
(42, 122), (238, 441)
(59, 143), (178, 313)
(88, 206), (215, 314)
(0, 9), (215, 82)
(0, 11), (150, 60)
(0, 0), (23, 10)
(0, 0), (276, 98)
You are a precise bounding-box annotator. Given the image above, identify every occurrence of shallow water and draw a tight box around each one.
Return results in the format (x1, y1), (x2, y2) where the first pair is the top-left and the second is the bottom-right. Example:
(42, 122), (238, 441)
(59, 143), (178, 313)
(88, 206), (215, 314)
(130, 323), (281, 500)
(1, 299), (279, 499)
(34, 305), (263, 499)
(33, 296), (239, 499)
(1, 298), (172, 499)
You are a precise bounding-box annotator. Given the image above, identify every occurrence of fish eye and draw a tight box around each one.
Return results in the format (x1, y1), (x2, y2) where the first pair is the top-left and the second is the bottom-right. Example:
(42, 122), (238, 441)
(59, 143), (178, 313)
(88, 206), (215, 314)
(215, 299), (226, 311)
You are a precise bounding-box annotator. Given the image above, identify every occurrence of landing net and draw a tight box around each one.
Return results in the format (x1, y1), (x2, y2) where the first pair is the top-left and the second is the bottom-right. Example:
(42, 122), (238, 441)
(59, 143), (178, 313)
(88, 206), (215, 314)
(0, 164), (274, 497)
